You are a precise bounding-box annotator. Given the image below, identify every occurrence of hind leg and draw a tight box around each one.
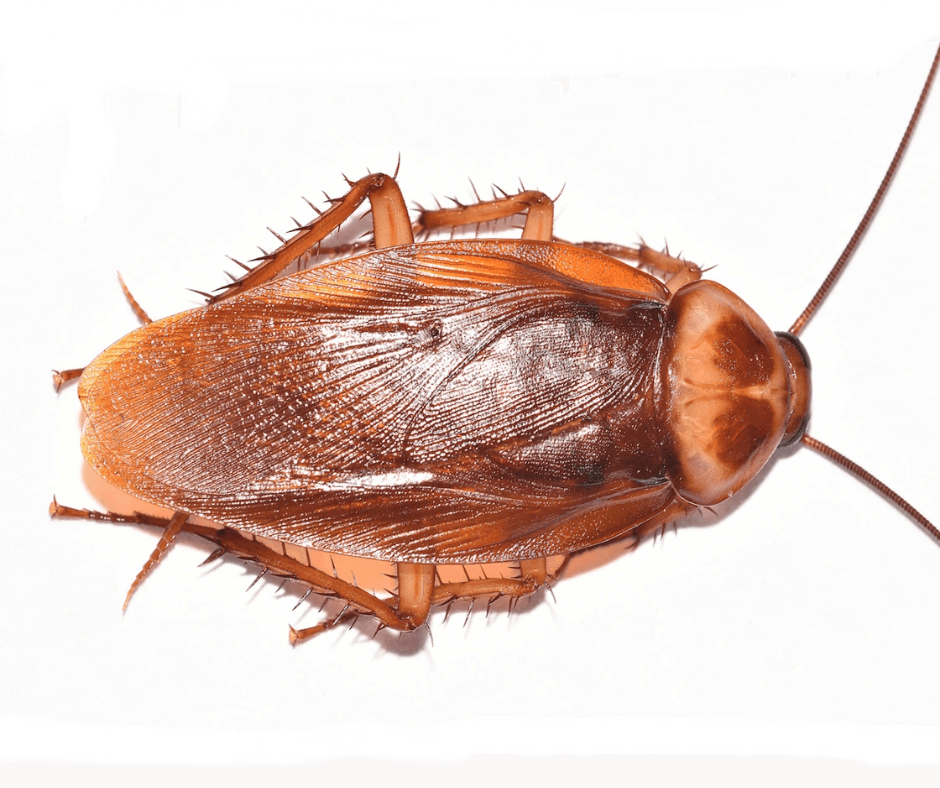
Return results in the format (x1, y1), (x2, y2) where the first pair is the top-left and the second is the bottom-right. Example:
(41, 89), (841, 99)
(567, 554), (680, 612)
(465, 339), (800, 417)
(50, 500), (557, 644)
(290, 558), (558, 643)
(214, 172), (414, 302)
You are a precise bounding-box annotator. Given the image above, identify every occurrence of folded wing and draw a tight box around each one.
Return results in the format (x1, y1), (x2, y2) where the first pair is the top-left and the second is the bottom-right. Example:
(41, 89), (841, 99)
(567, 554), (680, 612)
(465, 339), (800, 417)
(81, 240), (673, 561)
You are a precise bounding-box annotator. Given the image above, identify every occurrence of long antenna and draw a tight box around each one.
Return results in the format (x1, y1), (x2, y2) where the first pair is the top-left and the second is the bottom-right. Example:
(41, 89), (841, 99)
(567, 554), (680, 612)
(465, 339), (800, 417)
(789, 42), (940, 336)
(802, 435), (938, 545)
(793, 43), (939, 544)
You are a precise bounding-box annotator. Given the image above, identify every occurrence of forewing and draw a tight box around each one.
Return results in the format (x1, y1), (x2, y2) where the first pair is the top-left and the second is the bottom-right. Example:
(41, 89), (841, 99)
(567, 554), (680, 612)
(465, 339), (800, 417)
(81, 241), (671, 561)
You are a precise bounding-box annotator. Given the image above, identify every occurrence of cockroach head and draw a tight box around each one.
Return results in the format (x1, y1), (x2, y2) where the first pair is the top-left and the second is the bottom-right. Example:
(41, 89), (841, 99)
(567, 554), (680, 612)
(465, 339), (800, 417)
(774, 331), (812, 447)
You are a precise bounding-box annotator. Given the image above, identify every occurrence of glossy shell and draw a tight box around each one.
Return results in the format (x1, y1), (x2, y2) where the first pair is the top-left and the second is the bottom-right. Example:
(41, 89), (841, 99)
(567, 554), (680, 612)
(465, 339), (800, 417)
(80, 240), (679, 562)
(79, 239), (809, 561)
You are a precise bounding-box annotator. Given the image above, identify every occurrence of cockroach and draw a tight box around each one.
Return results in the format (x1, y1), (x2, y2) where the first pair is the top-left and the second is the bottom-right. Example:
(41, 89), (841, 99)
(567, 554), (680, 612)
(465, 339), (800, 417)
(52, 44), (940, 645)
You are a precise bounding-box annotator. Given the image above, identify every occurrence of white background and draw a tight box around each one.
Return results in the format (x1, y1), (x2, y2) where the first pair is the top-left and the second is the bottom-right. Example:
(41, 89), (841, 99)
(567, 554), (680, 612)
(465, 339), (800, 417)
(2, 2), (939, 785)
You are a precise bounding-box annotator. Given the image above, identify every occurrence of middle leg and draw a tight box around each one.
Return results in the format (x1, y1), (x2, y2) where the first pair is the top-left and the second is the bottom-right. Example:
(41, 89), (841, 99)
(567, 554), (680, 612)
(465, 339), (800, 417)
(415, 187), (556, 242)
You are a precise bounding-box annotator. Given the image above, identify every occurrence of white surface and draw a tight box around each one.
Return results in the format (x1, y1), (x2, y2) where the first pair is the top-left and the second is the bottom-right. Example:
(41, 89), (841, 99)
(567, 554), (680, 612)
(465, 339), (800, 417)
(2, 2), (939, 784)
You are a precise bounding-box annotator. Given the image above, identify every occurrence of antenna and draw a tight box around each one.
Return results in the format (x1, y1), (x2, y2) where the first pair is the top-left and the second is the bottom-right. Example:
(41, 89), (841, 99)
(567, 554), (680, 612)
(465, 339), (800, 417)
(801, 435), (939, 545)
(789, 43), (940, 336)
(793, 42), (939, 544)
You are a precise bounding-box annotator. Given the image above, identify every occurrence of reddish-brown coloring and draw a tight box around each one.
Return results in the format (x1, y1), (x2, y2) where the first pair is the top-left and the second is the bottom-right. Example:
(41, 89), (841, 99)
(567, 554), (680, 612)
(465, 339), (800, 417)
(53, 43), (940, 644)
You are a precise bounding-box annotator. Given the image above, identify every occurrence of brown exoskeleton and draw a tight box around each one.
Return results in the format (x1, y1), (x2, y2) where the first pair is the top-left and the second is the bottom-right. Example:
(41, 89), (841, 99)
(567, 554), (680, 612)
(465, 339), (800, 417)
(52, 43), (939, 645)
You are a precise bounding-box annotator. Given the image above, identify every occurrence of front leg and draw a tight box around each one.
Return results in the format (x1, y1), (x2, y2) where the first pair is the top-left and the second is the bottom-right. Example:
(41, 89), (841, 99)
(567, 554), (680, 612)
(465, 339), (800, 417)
(566, 240), (702, 294)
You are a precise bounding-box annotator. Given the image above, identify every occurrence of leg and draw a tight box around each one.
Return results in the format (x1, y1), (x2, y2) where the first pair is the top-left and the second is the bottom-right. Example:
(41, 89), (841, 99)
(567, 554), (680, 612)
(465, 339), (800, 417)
(51, 499), (562, 644)
(213, 172), (413, 303)
(52, 275), (152, 390)
(122, 510), (186, 611)
(566, 240), (702, 294)
(518, 556), (547, 585)
(415, 188), (555, 242)
(52, 368), (84, 391)
(118, 272), (152, 324)
(430, 571), (543, 607)
(50, 499), (421, 637)
(49, 500), (187, 610)
(55, 174), (410, 388)
(396, 563), (436, 626)
(290, 558), (557, 643)
(632, 500), (700, 542)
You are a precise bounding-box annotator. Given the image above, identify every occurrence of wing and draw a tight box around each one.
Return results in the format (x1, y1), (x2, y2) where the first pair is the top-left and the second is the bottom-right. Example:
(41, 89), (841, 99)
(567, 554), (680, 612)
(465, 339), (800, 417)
(80, 240), (674, 562)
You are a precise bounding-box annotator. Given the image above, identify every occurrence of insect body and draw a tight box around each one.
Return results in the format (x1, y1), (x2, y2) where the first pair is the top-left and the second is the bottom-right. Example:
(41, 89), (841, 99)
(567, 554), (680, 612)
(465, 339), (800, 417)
(53, 46), (939, 644)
